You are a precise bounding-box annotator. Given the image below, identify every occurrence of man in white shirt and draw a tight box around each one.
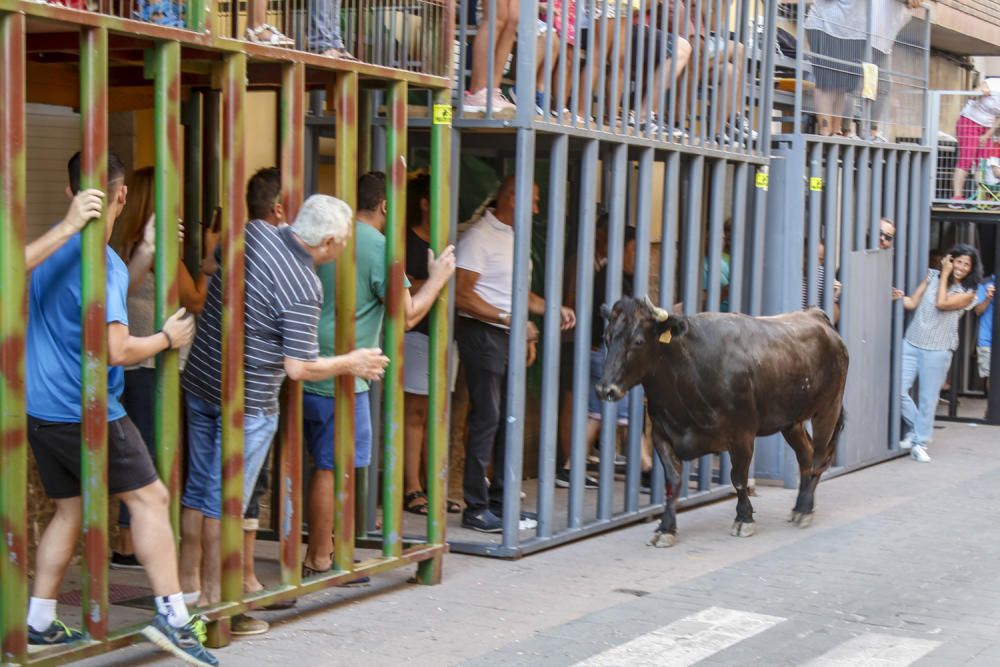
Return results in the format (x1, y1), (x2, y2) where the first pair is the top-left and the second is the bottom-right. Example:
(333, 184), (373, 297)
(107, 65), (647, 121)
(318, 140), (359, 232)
(454, 176), (575, 532)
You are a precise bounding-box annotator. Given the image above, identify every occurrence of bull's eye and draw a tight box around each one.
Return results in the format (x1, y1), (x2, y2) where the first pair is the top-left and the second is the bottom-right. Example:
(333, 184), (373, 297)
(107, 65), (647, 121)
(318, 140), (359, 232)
(632, 337), (644, 348)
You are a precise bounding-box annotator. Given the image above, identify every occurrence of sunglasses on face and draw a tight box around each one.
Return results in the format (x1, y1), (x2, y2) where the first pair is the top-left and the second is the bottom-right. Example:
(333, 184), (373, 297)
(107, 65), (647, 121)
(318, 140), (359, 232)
(880, 232), (894, 242)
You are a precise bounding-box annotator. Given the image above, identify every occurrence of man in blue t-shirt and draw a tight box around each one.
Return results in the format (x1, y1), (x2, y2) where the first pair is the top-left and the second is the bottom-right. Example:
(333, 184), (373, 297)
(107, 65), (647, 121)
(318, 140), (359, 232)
(24, 152), (215, 666)
(975, 275), (996, 388)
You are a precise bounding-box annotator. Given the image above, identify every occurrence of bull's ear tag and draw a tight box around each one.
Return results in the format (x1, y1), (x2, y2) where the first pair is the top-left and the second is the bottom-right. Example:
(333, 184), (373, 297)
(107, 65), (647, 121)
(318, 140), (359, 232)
(659, 330), (672, 344)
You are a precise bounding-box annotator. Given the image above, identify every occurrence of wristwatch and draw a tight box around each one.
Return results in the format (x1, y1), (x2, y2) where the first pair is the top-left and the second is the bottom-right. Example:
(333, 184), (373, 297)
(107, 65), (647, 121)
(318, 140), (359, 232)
(498, 311), (511, 326)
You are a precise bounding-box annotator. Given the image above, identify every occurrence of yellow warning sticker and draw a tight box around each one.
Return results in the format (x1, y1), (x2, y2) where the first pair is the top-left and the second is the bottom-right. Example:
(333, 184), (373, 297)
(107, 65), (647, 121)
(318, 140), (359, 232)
(755, 171), (769, 191)
(810, 177), (823, 192)
(433, 104), (452, 126)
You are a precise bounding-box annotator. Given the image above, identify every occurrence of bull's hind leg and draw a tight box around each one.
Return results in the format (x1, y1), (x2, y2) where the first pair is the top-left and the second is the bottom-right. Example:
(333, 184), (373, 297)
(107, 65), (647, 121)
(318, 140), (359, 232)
(789, 407), (846, 527)
(730, 439), (755, 538)
(648, 425), (680, 548)
(783, 422), (818, 527)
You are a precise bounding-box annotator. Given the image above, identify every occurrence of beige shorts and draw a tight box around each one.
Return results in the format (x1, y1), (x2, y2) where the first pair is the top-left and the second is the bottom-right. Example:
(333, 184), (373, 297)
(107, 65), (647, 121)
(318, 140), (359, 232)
(403, 331), (460, 396)
(978, 345), (991, 378)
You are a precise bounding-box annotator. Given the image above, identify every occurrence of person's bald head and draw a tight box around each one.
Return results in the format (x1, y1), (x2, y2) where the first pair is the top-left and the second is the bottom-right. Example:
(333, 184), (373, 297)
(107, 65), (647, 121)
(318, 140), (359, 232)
(493, 175), (539, 226)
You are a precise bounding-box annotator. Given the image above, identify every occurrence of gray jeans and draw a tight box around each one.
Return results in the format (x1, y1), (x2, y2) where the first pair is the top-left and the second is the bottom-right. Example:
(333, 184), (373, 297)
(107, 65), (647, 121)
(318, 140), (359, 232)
(308, 0), (345, 52)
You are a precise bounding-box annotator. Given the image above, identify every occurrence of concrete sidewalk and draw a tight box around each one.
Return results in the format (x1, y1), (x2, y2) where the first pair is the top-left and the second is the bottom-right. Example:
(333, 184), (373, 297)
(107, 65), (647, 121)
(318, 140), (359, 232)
(85, 418), (1000, 666)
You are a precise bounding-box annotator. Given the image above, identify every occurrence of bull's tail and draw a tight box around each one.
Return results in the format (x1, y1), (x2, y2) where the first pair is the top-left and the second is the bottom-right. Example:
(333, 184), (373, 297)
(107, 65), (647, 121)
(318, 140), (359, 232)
(820, 407), (847, 471)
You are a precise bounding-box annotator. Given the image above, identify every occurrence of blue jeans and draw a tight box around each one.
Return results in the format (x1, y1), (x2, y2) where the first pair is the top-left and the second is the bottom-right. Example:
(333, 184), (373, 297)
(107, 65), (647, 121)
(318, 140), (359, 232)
(181, 393), (279, 520)
(303, 391), (373, 470)
(308, 0), (345, 52)
(900, 340), (952, 446)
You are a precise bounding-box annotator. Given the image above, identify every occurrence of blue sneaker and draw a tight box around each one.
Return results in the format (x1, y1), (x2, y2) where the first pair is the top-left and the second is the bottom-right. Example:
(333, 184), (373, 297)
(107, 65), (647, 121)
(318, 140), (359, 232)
(141, 614), (218, 667)
(27, 619), (84, 645)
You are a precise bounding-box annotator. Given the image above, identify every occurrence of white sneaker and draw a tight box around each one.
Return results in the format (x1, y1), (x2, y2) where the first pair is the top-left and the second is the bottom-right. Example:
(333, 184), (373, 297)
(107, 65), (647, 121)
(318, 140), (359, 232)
(910, 444), (931, 463)
(899, 435), (913, 450)
(491, 89), (517, 113)
(463, 88), (489, 113)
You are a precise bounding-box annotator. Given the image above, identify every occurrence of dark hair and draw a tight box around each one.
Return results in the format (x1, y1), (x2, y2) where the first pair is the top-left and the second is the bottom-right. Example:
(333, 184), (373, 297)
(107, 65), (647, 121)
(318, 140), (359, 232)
(68, 151), (126, 195)
(595, 213), (635, 243)
(246, 167), (282, 220)
(947, 243), (982, 290)
(358, 171), (387, 213)
(406, 173), (431, 229)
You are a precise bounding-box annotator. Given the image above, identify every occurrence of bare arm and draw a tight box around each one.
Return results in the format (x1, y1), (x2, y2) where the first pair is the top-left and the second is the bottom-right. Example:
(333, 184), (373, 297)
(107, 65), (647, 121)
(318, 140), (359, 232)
(284, 348), (389, 382)
(127, 216), (156, 294)
(975, 285), (995, 316)
(936, 278), (976, 311)
(455, 268), (507, 325)
(107, 307), (194, 367)
(896, 277), (929, 311)
(404, 245), (456, 330)
(26, 189), (104, 271)
(528, 292), (546, 316)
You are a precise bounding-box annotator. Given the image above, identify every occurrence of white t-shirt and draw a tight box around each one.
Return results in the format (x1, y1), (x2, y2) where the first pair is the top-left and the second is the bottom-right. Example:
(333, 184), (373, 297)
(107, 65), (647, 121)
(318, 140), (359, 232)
(872, 0), (913, 54)
(456, 209), (517, 328)
(962, 94), (1000, 128)
(984, 157), (1000, 187)
(803, 0), (867, 41)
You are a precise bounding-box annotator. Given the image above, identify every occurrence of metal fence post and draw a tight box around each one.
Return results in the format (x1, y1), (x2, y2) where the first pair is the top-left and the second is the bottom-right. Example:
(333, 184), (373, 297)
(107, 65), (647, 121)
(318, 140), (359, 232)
(279, 61), (306, 587)
(0, 11), (28, 663)
(216, 51), (247, 647)
(418, 86), (453, 583)
(80, 25), (110, 642)
(148, 40), (183, 533)
(333, 71), (359, 571)
(383, 79), (408, 559)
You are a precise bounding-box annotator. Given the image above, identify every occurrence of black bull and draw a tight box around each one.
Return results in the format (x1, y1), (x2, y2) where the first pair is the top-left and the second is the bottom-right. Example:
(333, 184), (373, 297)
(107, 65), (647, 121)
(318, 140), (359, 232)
(595, 296), (848, 547)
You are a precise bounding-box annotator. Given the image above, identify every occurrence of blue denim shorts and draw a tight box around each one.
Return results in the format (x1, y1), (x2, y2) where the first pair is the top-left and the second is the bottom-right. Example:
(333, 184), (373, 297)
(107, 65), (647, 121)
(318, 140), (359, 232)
(303, 390), (373, 470)
(587, 347), (630, 425)
(181, 392), (279, 520)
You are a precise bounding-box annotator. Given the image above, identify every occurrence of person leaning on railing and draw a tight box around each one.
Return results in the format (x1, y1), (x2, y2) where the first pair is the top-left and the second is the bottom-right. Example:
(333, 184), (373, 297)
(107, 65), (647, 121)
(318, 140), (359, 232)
(950, 81), (1000, 208)
(803, 0), (867, 137)
(463, 0), (520, 113)
(868, 0), (920, 142)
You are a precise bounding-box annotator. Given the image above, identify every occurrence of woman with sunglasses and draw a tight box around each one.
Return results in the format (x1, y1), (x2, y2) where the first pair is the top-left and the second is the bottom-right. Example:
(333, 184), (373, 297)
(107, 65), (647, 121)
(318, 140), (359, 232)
(892, 244), (981, 462)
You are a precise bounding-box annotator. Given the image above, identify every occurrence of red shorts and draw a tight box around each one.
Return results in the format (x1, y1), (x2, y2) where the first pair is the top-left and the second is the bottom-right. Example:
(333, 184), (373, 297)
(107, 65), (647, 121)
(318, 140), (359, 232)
(956, 114), (997, 172)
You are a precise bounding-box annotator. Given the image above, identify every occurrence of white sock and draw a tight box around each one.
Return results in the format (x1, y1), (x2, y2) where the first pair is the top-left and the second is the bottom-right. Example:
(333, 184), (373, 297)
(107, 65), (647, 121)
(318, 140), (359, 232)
(27, 597), (57, 632)
(155, 592), (191, 628)
(183, 591), (200, 607)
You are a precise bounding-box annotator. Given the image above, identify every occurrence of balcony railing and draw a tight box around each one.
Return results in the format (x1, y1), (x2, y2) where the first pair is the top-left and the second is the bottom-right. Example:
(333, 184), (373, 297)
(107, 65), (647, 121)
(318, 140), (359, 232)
(772, 0), (930, 143)
(451, 0), (776, 156)
(929, 86), (1000, 211)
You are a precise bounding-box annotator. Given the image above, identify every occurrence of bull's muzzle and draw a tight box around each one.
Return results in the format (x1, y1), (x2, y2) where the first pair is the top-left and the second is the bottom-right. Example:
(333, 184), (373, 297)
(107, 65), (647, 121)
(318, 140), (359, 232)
(594, 383), (625, 402)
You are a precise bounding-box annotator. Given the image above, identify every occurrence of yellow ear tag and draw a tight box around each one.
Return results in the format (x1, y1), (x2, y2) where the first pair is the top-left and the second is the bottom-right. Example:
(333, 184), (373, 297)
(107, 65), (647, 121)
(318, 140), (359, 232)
(659, 330), (672, 344)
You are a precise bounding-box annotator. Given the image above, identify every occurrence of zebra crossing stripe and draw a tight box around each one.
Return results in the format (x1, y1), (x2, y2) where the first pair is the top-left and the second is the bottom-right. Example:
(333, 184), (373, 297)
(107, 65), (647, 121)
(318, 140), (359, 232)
(803, 632), (941, 666)
(574, 606), (785, 667)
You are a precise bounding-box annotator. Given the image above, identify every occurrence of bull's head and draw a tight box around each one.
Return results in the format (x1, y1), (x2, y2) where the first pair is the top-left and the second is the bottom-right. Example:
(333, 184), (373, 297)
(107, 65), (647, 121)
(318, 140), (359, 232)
(594, 295), (689, 402)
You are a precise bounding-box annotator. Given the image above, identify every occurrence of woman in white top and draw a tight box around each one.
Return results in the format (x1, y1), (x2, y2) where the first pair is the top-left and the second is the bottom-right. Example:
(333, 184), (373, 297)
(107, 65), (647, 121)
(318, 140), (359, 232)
(892, 244), (980, 462)
(952, 82), (1000, 206)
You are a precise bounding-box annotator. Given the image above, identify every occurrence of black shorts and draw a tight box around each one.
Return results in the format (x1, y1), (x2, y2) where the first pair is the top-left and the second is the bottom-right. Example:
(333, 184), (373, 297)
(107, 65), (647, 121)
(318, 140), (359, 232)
(28, 416), (160, 499)
(807, 29), (864, 93)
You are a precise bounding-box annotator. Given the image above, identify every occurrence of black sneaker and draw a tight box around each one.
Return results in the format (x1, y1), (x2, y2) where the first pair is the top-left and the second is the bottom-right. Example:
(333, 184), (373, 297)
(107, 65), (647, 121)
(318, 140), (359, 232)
(28, 619), (84, 645)
(140, 614), (218, 666)
(461, 509), (503, 533)
(639, 470), (653, 493)
(110, 551), (143, 570)
(489, 504), (538, 521)
(555, 468), (599, 489)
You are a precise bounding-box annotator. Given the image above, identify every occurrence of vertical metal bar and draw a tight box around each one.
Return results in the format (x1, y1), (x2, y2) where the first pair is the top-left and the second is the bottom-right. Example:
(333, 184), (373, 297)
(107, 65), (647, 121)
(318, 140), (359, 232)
(838, 145), (856, 339)
(895, 152), (912, 288)
(514, 0), (537, 127)
(417, 87), (452, 584)
(729, 0), (747, 152)
(758, 0), (778, 154)
(793, 0), (805, 136)
(596, 7), (610, 128)
(279, 62), (305, 587)
(80, 25), (110, 643)
(707, 0), (724, 144)
(187, 0), (207, 31)
(748, 163), (768, 315)
(148, 41), (183, 535)
(917, 151), (931, 277)
(890, 158), (906, 447)
(485, 0), (496, 117)
(854, 146), (870, 252)
(884, 150), (898, 221)
(664, 0), (681, 142)
(219, 52), (247, 639)
(728, 162), (749, 315)
(691, 0), (707, 145)
(202, 91), (221, 233)
(333, 73), (359, 567)
(598, 143), (627, 520)
(383, 80), (408, 559)
(569, 139), (599, 527)
(536, 134), (568, 538)
(705, 159), (725, 312)
(500, 127), (536, 548)
(681, 156), (704, 314)
(182, 93), (203, 277)
(908, 152), (923, 288)
(869, 148), (884, 250)
(0, 12), (28, 664)
(823, 143), (840, 317)
(807, 141), (822, 306)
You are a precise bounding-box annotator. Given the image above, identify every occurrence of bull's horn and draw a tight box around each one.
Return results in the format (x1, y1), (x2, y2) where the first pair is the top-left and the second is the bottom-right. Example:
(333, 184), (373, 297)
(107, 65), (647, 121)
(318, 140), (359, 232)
(643, 294), (669, 322)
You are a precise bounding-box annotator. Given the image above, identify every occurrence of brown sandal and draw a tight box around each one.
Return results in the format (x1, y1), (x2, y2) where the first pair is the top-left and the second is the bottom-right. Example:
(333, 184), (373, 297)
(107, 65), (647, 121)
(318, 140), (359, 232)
(404, 491), (429, 516)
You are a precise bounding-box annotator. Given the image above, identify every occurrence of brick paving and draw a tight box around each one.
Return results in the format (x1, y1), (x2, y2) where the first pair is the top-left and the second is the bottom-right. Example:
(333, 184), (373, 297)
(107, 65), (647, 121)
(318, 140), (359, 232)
(78, 419), (1000, 666)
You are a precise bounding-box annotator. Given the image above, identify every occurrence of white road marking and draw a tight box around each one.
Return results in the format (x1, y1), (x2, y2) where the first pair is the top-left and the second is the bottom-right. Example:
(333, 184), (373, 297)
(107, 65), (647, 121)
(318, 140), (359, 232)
(803, 633), (941, 666)
(574, 606), (785, 667)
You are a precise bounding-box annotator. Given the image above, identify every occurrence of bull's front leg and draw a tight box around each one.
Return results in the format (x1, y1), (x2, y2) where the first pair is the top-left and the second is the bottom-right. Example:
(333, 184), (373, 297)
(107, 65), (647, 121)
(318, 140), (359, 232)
(730, 438), (756, 538)
(648, 428), (680, 548)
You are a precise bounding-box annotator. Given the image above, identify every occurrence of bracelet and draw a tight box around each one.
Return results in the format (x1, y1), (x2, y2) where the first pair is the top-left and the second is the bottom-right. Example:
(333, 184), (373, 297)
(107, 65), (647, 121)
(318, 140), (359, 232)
(161, 329), (174, 349)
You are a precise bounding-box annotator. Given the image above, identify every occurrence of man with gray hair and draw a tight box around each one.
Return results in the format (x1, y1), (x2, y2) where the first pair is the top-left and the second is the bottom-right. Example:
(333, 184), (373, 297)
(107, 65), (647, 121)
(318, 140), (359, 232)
(179, 185), (389, 628)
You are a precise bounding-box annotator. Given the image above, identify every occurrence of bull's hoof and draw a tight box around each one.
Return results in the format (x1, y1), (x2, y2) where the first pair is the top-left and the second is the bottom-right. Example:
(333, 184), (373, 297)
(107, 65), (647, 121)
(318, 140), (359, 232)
(730, 521), (755, 537)
(788, 510), (814, 528)
(648, 531), (678, 548)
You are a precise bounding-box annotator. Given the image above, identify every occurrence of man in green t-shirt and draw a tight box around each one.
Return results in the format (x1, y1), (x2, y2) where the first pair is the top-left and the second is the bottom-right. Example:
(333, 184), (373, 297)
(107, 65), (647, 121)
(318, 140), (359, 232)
(302, 172), (455, 576)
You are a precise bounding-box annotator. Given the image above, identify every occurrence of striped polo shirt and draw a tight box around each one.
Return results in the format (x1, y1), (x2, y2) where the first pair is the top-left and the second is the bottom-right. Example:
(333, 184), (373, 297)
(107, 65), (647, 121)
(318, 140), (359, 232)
(183, 220), (322, 416)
